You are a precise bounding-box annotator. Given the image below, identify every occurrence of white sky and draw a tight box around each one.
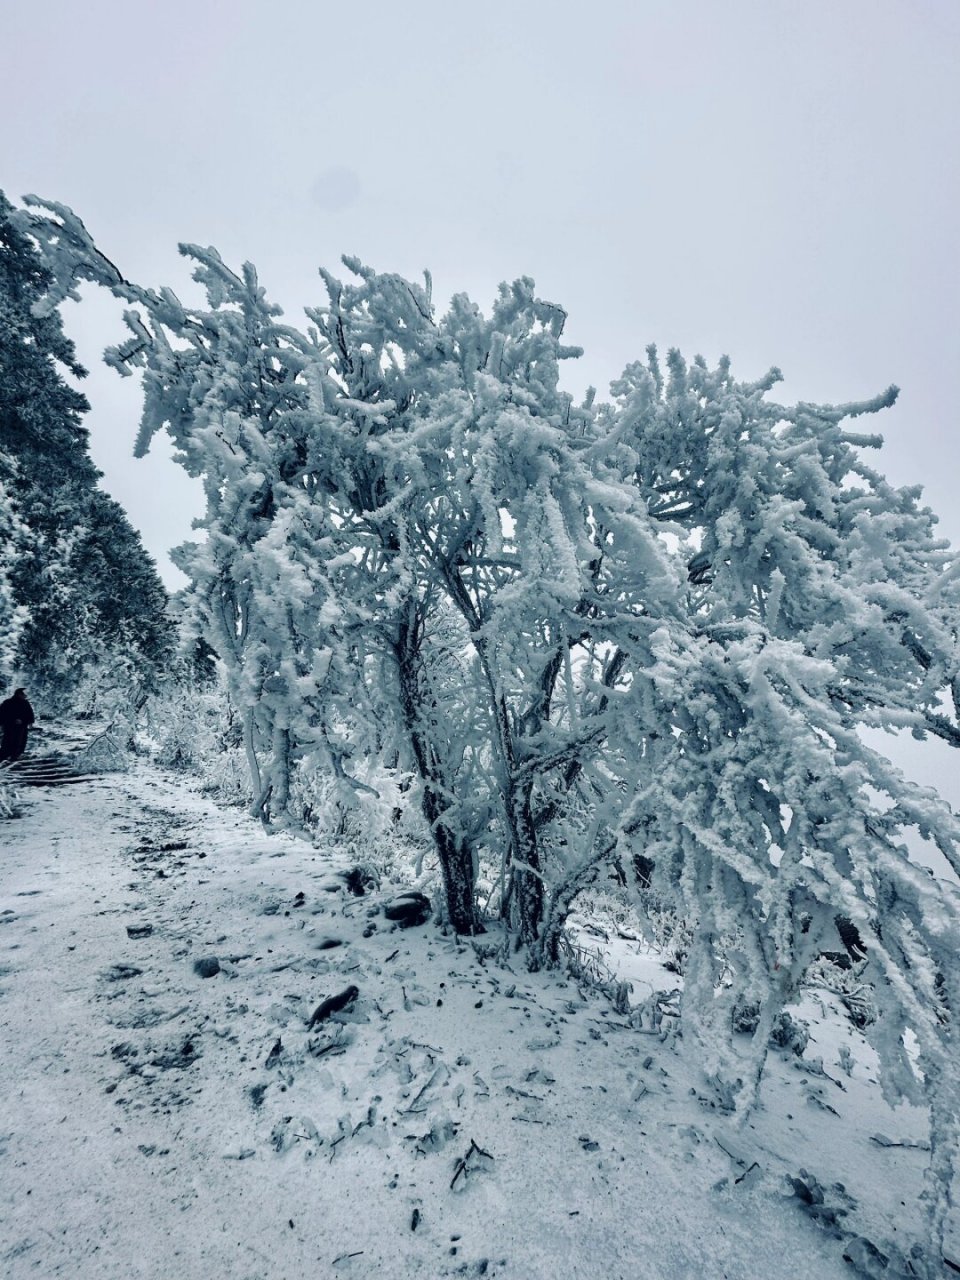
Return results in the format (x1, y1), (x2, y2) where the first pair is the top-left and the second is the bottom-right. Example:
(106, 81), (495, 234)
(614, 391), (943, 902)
(3, 0), (957, 582)
(2, 0), (959, 830)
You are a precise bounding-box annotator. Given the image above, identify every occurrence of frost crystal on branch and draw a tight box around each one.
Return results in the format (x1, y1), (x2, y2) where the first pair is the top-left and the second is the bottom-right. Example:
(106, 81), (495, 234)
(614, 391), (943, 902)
(16, 194), (960, 1250)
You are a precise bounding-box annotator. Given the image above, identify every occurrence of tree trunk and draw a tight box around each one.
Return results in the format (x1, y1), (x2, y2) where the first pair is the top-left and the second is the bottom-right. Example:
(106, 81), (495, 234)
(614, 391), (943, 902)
(507, 778), (545, 946)
(479, 665), (545, 947)
(394, 607), (483, 936)
(243, 708), (270, 824)
(270, 724), (291, 816)
(537, 842), (613, 966)
(421, 784), (483, 936)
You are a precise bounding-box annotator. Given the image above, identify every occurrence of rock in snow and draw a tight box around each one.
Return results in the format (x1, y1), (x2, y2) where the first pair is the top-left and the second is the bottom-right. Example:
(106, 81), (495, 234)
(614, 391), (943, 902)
(383, 891), (431, 928)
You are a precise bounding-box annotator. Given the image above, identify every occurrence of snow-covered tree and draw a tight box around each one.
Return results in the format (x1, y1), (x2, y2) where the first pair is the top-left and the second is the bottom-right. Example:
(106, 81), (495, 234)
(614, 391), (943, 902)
(18, 195), (960, 1248)
(0, 465), (27, 678)
(0, 191), (173, 700)
(595, 351), (960, 1243)
(8, 212), (347, 819)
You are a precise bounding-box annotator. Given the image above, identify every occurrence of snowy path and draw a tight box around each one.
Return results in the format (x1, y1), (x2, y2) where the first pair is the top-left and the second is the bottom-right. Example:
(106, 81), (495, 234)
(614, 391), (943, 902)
(0, 758), (942, 1278)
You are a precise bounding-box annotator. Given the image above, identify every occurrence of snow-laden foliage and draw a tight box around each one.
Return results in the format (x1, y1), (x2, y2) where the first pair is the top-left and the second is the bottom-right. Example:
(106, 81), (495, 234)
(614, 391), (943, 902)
(143, 665), (252, 806)
(18, 195), (960, 1251)
(598, 352), (960, 1239)
(0, 192), (173, 703)
(0, 775), (20, 818)
(0, 465), (28, 679)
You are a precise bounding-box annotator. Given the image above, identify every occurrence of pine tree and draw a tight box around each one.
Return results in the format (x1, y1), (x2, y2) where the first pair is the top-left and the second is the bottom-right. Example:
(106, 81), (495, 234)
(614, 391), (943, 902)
(0, 191), (173, 698)
(0, 466), (27, 678)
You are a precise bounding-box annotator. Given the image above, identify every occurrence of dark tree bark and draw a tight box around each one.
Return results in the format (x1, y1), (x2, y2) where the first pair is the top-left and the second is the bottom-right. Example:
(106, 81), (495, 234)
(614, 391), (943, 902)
(394, 602), (483, 937)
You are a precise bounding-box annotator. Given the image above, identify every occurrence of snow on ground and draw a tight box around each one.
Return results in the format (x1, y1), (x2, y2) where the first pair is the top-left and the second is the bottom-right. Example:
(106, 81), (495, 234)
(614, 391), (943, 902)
(0, 728), (954, 1279)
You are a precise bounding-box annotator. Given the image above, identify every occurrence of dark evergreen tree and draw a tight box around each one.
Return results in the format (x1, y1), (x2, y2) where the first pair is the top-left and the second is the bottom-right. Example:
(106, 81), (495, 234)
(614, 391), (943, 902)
(0, 191), (173, 697)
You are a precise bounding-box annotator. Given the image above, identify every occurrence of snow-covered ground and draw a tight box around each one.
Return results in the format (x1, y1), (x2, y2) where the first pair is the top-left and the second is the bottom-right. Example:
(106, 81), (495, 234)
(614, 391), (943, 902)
(0, 730), (953, 1279)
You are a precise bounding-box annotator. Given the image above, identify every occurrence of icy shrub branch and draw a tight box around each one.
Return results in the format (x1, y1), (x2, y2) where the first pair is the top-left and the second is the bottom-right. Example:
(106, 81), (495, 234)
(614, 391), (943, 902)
(15, 194), (960, 1246)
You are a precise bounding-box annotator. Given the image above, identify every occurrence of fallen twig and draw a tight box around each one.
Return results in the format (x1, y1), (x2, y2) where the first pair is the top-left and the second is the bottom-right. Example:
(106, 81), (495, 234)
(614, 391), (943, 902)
(869, 1133), (930, 1152)
(450, 1138), (494, 1189)
(401, 1065), (448, 1115)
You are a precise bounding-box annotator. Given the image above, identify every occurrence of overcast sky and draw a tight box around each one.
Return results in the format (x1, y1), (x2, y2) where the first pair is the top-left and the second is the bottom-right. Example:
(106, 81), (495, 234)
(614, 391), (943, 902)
(3, 0), (960, 828)
(3, 0), (958, 583)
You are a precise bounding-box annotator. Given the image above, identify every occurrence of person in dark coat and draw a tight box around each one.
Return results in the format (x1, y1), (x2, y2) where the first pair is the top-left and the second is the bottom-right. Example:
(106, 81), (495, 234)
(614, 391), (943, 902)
(0, 688), (34, 762)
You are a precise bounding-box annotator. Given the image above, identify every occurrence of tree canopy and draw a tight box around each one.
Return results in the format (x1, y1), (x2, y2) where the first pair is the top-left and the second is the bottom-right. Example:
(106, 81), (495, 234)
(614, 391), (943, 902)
(14, 193), (960, 1248)
(0, 192), (173, 700)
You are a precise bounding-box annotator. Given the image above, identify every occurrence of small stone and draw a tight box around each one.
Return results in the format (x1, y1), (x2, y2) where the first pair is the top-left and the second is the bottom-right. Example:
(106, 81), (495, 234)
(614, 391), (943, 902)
(383, 892), (431, 928)
(194, 956), (220, 978)
(126, 923), (153, 939)
(341, 865), (378, 896)
(307, 985), (359, 1028)
(841, 1237), (891, 1277)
